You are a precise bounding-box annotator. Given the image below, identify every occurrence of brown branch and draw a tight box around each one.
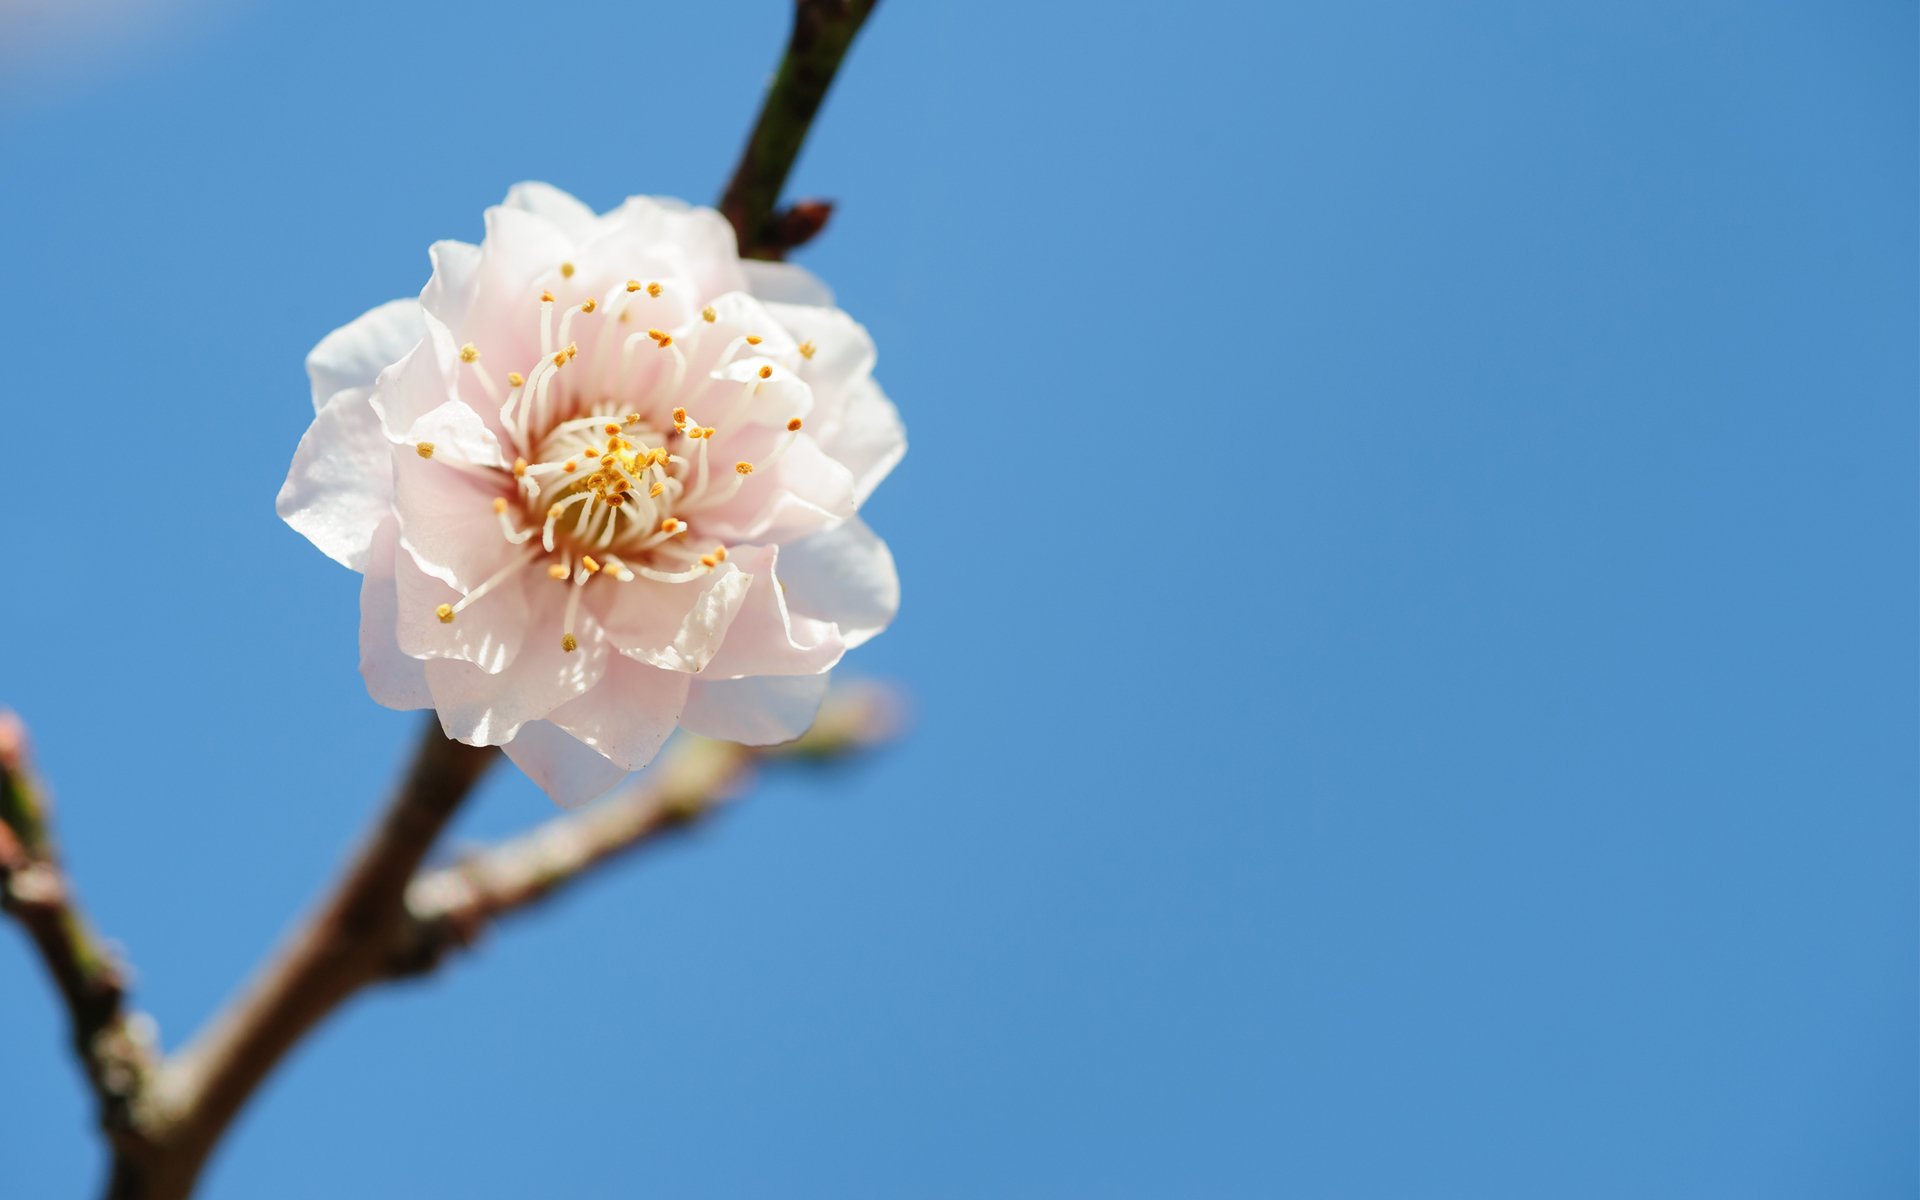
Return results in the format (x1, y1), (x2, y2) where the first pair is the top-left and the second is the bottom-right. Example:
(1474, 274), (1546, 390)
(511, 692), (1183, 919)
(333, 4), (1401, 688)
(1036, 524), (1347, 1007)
(719, 0), (881, 259)
(103, 724), (496, 1200)
(395, 683), (902, 976)
(0, 712), (159, 1153)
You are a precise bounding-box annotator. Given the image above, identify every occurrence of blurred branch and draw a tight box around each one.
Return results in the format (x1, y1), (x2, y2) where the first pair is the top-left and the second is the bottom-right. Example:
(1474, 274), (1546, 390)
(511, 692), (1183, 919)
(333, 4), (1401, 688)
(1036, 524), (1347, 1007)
(396, 682), (902, 975)
(0, 711), (159, 1158)
(719, 0), (881, 259)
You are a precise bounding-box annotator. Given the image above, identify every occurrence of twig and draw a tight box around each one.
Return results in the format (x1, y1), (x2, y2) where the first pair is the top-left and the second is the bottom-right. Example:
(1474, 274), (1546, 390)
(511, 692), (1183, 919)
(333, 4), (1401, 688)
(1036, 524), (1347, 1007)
(397, 683), (901, 974)
(719, 0), (881, 259)
(0, 712), (158, 1152)
(106, 726), (497, 1200)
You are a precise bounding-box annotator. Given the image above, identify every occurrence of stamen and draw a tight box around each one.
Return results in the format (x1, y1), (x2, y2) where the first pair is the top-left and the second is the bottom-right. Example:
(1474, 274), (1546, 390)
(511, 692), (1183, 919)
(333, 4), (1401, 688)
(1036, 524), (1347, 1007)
(416, 442), (434, 459)
(559, 262), (575, 279)
(435, 603), (454, 624)
(459, 343), (479, 363)
(798, 340), (817, 360)
(787, 417), (803, 431)
(701, 306), (717, 322)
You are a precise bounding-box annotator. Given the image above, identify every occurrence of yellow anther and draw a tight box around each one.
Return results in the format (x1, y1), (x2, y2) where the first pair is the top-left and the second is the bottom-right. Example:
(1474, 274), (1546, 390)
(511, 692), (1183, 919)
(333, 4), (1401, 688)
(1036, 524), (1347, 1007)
(604, 422), (622, 435)
(491, 497), (508, 514)
(626, 279), (643, 292)
(798, 340), (817, 359)
(712, 546), (728, 562)
(548, 503), (564, 518)
(581, 298), (598, 313)
(699, 553), (717, 568)
(541, 290), (555, 303)
(786, 417), (803, 432)
(660, 518), (681, 533)
(513, 457), (528, 477)
(435, 603), (454, 624)
(645, 281), (662, 297)
(582, 555), (602, 575)
(415, 442), (434, 459)
(671, 407), (688, 423)
(561, 633), (579, 653)
(758, 365), (773, 379)
(649, 481), (665, 498)
(566, 342), (578, 359)
(702, 426), (717, 438)
(552, 351), (567, 367)
(560, 262), (576, 279)
(508, 371), (525, 387)
(745, 335), (763, 346)
(548, 563), (569, 580)
(701, 306), (717, 322)
(647, 328), (672, 347)
(735, 461), (754, 476)
(459, 342), (479, 363)
(605, 492), (626, 506)
(563, 460), (578, 473)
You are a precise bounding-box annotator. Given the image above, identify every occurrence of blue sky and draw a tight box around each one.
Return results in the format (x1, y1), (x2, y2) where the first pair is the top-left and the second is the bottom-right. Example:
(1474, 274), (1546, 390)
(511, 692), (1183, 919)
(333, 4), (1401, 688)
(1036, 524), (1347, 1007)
(0, 1), (1913, 1196)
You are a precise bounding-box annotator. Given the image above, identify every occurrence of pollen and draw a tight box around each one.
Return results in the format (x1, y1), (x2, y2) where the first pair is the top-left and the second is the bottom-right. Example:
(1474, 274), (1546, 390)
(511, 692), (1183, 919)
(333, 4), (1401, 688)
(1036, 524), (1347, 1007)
(581, 555), (602, 575)
(606, 492), (626, 506)
(604, 422), (622, 435)
(581, 298), (598, 313)
(712, 546), (728, 561)
(561, 633), (579, 653)
(659, 518), (681, 533)
(563, 460), (578, 473)
(560, 262), (576, 279)
(552, 351), (568, 368)
(548, 563), (569, 580)
(798, 340), (816, 359)
(566, 343), (578, 360)
(491, 497), (508, 513)
(415, 442), (435, 459)
(508, 371), (525, 387)
(645, 281), (662, 297)
(648, 329), (673, 347)
(701, 306), (717, 322)
(735, 461), (754, 475)
(699, 553), (717, 568)
(435, 603), (455, 624)
(745, 335), (763, 346)
(626, 279), (643, 292)
(649, 481), (665, 497)
(513, 457), (528, 477)
(758, 365), (773, 379)
(541, 290), (555, 303)
(672, 407), (687, 423)
(459, 342), (479, 363)
(786, 417), (803, 432)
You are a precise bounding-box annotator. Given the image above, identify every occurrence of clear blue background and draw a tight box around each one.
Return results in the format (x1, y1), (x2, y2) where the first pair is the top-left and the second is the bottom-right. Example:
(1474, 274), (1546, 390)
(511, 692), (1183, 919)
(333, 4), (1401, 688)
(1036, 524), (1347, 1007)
(1, 1), (1912, 1196)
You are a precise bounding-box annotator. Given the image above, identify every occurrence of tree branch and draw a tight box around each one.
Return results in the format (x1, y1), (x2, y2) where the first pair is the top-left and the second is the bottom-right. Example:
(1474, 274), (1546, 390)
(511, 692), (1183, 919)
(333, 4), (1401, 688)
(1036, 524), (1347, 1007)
(396, 683), (901, 975)
(0, 712), (158, 1153)
(105, 725), (496, 1200)
(719, 0), (881, 259)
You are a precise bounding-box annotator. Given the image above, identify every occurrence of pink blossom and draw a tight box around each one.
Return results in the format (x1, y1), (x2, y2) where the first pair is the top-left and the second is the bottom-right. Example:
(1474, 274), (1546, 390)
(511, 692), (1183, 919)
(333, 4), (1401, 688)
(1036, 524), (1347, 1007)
(279, 184), (903, 804)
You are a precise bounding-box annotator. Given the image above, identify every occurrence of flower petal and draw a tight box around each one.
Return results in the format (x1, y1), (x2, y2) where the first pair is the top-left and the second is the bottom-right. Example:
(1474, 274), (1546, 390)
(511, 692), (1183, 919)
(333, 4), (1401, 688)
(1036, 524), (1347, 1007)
(547, 655), (691, 771)
(679, 673), (830, 745)
(391, 536), (528, 673)
(277, 386), (394, 571)
(359, 518), (432, 711)
(424, 586), (610, 745)
(597, 560), (754, 673)
(389, 437), (514, 591)
(703, 545), (844, 679)
(306, 299), (423, 412)
(421, 239), (481, 332)
(503, 181), (601, 242)
(502, 720), (629, 808)
(742, 259), (834, 308)
(817, 376), (905, 507)
(777, 517), (899, 649)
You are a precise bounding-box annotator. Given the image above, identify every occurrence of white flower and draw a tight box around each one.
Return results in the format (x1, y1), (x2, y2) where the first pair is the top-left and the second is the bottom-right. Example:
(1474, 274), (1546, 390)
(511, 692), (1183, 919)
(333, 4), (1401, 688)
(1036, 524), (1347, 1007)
(278, 184), (904, 804)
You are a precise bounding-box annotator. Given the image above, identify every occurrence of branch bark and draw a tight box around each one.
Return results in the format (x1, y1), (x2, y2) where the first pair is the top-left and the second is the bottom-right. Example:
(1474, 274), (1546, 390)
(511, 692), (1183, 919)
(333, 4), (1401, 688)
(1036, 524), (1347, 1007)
(719, 0), (881, 259)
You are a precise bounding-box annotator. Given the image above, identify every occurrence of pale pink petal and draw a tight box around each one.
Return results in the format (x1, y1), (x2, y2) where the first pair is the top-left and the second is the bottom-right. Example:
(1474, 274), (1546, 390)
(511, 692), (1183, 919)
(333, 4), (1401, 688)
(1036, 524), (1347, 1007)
(778, 518), (899, 649)
(502, 721), (629, 808)
(547, 656), (691, 771)
(600, 196), (749, 299)
(763, 300), (876, 392)
(358, 518), (431, 711)
(391, 537), (529, 673)
(742, 259), (834, 308)
(306, 298), (423, 412)
(403, 398), (507, 470)
(818, 376), (906, 506)
(693, 425), (856, 545)
(389, 442), (515, 591)
(421, 240), (481, 331)
(276, 386), (392, 571)
(596, 560), (753, 673)
(679, 674), (831, 745)
(424, 587), (610, 745)
(367, 314), (461, 439)
(703, 545), (844, 679)
(503, 182), (601, 242)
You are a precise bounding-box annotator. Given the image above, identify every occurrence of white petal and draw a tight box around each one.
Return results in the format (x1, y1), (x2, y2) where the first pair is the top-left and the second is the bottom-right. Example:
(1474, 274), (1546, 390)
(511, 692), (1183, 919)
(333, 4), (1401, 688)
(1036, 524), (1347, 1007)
(358, 518), (432, 711)
(276, 386), (393, 571)
(391, 536), (527, 673)
(824, 377), (906, 507)
(598, 560), (753, 673)
(389, 441), (513, 590)
(778, 518), (899, 649)
(694, 425), (856, 546)
(548, 656), (691, 771)
(306, 299), (423, 412)
(703, 545), (844, 679)
(502, 720), (629, 808)
(742, 259), (834, 308)
(503, 182), (601, 242)
(421, 239), (481, 332)
(366, 312), (462, 440)
(424, 587), (610, 745)
(679, 674), (831, 746)
(763, 300), (876, 390)
(403, 398), (507, 470)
